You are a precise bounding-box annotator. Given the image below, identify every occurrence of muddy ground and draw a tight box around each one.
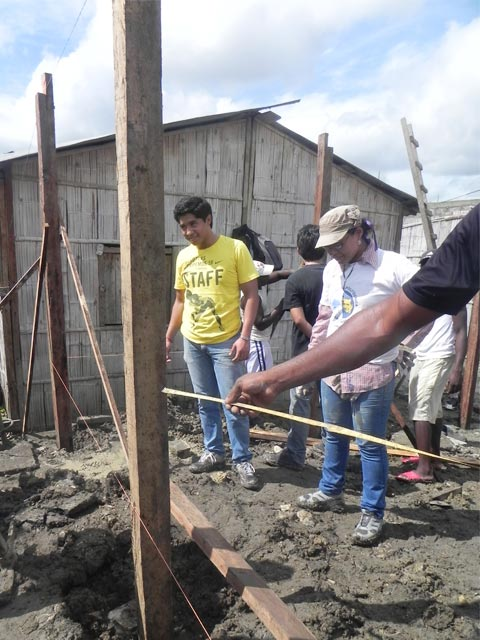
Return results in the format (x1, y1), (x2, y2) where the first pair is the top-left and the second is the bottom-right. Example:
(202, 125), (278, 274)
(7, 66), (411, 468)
(0, 394), (479, 640)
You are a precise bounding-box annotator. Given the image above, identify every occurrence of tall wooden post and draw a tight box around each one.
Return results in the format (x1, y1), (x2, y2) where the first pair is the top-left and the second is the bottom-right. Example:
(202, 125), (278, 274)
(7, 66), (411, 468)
(35, 74), (72, 451)
(112, 2), (171, 638)
(460, 293), (480, 429)
(310, 133), (332, 421)
(313, 132), (333, 224)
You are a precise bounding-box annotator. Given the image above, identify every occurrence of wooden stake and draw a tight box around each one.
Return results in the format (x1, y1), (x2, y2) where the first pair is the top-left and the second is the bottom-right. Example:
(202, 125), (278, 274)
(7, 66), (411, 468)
(0, 258), (40, 312)
(35, 73), (72, 451)
(61, 227), (128, 458)
(22, 225), (49, 435)
(112, 1), (171, 638)
(460, 293), (479, 429)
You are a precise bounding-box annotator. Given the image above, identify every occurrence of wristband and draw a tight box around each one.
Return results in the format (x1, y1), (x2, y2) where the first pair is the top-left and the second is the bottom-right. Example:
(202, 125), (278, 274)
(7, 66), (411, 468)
(240, 335), (250, 342)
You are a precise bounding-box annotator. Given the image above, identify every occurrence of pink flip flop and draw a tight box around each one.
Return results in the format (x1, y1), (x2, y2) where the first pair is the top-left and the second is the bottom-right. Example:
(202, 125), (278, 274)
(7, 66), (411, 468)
(396, 470), (434, 483)
(401, 455), (419, 464)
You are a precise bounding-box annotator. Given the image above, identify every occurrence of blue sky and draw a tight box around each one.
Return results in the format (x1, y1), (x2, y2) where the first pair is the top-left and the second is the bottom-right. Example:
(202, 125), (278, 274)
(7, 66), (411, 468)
(0, 0), (479, 202)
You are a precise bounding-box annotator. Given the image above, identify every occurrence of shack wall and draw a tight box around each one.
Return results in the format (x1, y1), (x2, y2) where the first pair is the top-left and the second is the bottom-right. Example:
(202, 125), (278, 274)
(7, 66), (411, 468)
(4, 115), (415, 427)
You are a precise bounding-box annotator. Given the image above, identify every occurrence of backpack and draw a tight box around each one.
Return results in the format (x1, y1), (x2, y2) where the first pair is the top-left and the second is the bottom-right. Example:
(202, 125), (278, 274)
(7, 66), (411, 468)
(231, 224), (283, 271)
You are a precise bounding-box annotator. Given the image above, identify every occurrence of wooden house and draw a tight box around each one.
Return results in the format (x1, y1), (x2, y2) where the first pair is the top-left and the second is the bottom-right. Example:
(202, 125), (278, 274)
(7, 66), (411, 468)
(0, 108), (417, 428)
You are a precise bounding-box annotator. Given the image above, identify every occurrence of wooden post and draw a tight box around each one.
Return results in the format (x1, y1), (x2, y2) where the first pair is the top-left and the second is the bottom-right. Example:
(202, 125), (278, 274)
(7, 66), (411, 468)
(460, 293), (480, 429)
(35, 74), (72, 451)
(313, 132), (333, 224)
(0, 167), (23, 419)
(310, 133), (332, 421)
(112, 2), (171, 638)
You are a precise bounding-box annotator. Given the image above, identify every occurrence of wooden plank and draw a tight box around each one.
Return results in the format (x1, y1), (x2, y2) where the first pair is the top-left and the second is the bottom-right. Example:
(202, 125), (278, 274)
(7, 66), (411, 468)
(22, 225), (49, 435)
(35, 74), (73, 450)
(249, 428), (415, 458)
(112, 1), (171, 638)
(460, 292), (480, 429)
(170, 482), (316, 640)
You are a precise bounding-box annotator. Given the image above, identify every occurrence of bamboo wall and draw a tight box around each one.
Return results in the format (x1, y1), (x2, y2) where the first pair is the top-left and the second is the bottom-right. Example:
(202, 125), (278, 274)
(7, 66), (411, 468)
(4, 114), (414, 427)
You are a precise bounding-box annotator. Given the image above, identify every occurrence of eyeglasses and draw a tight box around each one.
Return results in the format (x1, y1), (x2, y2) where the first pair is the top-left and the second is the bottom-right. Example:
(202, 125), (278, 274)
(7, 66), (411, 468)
(327, 228), (356, 252)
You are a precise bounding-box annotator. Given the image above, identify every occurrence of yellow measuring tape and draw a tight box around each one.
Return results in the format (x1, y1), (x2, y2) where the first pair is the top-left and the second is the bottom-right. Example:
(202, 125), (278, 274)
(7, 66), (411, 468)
(162, 388), (477, 468)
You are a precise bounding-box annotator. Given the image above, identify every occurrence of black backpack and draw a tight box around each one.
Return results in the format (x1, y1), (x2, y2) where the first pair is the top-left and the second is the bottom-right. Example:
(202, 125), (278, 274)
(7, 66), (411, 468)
(231, 224), (283, 271)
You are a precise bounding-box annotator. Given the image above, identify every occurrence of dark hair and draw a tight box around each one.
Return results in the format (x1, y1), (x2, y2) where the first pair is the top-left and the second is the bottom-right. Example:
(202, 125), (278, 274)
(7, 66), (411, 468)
(358, 218), (377, 249)
(174, 196), (213, 226)
(297, 224), (325, 261)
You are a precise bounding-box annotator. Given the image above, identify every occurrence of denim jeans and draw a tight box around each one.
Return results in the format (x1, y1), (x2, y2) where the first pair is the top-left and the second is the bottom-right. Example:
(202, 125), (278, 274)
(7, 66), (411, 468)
(183, 335), (252, 463)
(319, 377), (395, 518)
(286, 382), (321, 465)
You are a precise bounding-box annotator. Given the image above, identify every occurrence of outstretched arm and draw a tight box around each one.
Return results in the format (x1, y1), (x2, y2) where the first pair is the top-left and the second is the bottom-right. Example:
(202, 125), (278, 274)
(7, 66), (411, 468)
(225, 289), (440, 410)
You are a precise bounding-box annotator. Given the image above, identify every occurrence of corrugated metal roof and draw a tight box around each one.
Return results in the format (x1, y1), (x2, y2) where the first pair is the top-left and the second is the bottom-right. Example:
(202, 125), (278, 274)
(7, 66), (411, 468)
(0, 106), (417, 211)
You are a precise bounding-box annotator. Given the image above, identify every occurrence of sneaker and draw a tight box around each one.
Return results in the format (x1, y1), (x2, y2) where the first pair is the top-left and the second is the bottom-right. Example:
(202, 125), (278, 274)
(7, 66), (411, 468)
(189, 451), (225, 474)
(352, 510), (384, 546)
(232, 461), (260, 491)
(264, 449), (304, 471)
(297, 489), (344, 512)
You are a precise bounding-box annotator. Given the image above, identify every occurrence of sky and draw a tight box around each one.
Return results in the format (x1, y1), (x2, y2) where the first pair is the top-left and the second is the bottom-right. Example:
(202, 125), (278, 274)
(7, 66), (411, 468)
(0, 0), (479, 203)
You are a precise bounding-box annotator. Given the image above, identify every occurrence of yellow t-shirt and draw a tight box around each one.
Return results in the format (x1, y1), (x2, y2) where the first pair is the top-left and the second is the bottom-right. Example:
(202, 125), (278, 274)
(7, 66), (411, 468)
(175, 235), (258, 344)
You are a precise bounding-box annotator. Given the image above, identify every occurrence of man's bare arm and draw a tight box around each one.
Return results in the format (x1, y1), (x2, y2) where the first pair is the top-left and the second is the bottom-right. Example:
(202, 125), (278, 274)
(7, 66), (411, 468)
(225, 289), (440, 410)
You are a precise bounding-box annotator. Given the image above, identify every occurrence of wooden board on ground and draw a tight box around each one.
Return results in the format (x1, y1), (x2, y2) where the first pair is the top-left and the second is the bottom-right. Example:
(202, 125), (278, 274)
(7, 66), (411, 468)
(170, 482), (316, 640)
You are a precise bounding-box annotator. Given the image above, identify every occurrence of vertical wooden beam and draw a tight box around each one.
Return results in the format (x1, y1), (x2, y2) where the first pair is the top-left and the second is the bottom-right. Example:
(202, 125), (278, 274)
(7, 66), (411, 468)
(313, 132), (333, 224)
(0, 167), (23, 418)
(35, 73), (72, 451)
(112, 2), (171, 638)
(460, 293), (480, 429)
(310, 133), (332, 420)
(241, 115), (255, 226)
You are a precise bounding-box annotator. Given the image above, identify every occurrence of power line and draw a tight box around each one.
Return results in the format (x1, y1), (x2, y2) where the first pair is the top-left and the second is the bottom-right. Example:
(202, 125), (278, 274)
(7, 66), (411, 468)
(444, 188), (480, 202)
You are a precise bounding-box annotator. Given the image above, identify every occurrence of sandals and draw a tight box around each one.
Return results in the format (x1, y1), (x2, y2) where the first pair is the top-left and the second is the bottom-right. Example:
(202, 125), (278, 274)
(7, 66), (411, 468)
(396, 470), (434, 483)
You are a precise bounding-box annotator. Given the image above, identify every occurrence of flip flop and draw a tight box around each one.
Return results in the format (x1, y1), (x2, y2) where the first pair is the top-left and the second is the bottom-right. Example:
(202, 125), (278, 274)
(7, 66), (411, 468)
(401, 455), (419, 464)
(396, 470), (434, 483)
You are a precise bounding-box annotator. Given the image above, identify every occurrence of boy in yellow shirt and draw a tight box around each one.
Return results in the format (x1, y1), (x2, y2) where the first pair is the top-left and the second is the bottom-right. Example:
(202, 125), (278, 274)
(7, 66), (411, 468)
(166, 196), (260, 490)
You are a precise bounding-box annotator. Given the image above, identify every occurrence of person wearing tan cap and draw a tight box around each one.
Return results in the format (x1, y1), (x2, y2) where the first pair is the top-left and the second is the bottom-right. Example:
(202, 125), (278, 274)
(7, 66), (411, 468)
(294, 205), (418, 545)
(225, 204), (479, 539)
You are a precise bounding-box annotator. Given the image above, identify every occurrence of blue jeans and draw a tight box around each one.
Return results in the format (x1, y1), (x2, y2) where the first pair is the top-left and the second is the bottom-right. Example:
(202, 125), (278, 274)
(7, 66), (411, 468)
(319, 377), (395, 518)
(183, 336), (252, 463)
(286, 382), (321, 465)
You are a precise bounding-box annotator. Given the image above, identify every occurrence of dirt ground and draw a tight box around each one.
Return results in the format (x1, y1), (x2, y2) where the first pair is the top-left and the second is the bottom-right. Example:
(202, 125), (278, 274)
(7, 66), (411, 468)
(0, 393), (479, 640)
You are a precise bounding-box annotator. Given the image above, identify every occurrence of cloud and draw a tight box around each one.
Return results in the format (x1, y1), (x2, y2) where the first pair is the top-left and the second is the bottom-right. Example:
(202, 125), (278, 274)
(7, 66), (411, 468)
(0, 0), (478, 202)
(277, 17), (480, 200)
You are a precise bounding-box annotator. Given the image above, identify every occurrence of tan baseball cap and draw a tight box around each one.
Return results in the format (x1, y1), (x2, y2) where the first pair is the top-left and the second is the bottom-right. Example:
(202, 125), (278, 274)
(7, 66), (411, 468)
(315, 205), (361, 248)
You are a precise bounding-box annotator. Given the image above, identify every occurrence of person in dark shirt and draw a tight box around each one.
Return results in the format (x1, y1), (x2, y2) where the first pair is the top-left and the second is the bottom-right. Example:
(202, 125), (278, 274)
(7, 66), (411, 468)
(264, 224), (325, 470)
(226, 204), (479, 417)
